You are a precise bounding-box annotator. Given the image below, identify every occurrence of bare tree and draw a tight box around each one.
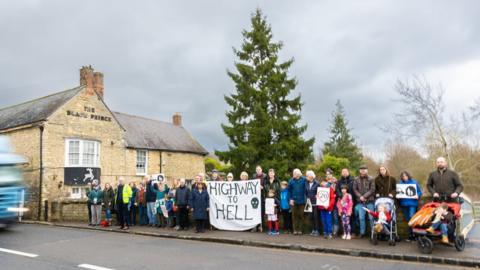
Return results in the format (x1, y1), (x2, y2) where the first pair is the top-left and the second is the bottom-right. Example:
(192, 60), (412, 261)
(390, 76), (456, 167)
(470, 98), (480, 120)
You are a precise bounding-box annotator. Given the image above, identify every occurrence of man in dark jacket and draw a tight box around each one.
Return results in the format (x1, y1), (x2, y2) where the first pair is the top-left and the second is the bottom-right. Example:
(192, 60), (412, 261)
(353, 165), (375, 237)
(145, 176), (158, 226)
(427, 157), (463, 200)
(175, 178), (191, 230)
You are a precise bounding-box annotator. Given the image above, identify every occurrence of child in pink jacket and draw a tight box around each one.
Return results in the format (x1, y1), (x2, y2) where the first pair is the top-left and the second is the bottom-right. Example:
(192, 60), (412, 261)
(336, 184), (353, 240)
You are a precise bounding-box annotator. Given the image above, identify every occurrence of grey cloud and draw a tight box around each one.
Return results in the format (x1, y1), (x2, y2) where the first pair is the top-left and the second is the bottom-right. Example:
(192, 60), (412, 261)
(1, 0), (480, 158)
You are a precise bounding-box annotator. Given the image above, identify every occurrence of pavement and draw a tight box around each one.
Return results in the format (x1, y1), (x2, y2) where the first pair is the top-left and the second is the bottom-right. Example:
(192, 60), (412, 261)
(0, 224), (477, 270)
(11, 221), (480, 268)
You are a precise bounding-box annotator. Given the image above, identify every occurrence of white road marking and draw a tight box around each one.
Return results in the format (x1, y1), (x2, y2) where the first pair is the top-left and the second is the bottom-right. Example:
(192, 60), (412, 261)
(0, 247), (38, 258)
(78, 263), (115, 270)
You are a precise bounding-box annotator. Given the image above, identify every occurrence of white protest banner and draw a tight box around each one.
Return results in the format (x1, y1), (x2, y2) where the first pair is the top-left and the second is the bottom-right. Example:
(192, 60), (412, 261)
(396, 184), (417, 199)
(265, 198), (275, 215)
(207, 179), (261, 231)
(316, 187), (330, 208)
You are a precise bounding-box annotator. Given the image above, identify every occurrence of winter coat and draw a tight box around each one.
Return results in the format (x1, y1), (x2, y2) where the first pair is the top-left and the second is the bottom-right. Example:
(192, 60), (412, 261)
(336, 175), (355, 201)
(375, 175), (397, 198)
(353, 175), (375, 203)
(305, 180), (320, 206)
(88, 187), (103, 205)
(264, 178), (281, 200)
(279, 188), (291, 210)
(103, 188), (115, 210)
(175, 185), (190, 206)
(288, 176), (307, 205)
(427, 168), (463, 197)
(136, 187), (146, 206)
(189, 188), (209, 220)
(130, 187), (138, 205)
(146, 181), (157, 203)
(115, 184), (132, 205)
(336, 193), (353, 216)
(366, 209), (392, 224)
(398, 178), (423, 207)
(155, 184), (170, 201)
(317, 186), (336, 212)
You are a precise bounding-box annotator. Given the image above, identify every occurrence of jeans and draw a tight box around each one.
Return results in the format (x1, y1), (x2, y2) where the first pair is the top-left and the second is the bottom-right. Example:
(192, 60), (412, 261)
(105, 208), (112, 220)
(139, 205), (148, 225)
(310, 207), (320, 232)
(147, 202), (157, 225)
(320, 210), (333, 235)
(291, 204), (305, 233)
(354, 202), (374, 235)
(432, 221), (448, 236)
(332, 208), (339, 235)
(401, 206), (417, 237)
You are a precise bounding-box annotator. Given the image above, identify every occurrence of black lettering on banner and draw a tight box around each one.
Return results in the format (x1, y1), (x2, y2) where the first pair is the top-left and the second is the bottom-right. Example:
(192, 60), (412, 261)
(215, 202), (225, 219)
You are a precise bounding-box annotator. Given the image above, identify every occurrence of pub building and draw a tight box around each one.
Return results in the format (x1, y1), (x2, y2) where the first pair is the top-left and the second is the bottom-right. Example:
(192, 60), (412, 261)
(0, 66), (208, 221)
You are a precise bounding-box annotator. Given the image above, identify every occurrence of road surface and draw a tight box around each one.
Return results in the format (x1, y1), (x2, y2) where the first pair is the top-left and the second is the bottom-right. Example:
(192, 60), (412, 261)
(0, 224), (473, 270)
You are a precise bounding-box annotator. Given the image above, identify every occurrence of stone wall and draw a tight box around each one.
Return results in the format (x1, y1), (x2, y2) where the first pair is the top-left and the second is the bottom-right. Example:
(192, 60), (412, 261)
(161, 151), (205, 182)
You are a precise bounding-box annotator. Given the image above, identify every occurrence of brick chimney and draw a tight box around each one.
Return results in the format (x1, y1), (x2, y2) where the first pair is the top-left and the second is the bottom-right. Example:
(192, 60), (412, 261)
(80, 65), (104, 99)
(172, 112), (182, 126)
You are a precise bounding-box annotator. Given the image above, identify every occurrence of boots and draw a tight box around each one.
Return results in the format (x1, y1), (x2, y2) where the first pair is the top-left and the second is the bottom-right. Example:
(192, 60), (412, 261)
(441, 235), (449, 244)
(426, 227), (435, 234)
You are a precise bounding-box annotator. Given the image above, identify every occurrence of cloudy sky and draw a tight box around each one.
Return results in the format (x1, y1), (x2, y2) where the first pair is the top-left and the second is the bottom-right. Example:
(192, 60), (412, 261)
(1, 1), (479, 160)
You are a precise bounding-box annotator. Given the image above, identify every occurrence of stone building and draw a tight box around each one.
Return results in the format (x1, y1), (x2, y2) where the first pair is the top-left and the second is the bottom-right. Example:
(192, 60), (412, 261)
(0, 66), (207, 221)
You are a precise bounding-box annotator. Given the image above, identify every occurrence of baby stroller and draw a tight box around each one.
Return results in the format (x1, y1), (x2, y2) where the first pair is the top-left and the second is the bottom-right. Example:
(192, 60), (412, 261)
(409, 196), (467, 254)
(369, 197), (399, 246)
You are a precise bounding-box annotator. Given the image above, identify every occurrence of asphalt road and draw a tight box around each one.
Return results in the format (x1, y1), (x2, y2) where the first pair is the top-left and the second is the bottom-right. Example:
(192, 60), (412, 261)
(0, 224), (472, 270)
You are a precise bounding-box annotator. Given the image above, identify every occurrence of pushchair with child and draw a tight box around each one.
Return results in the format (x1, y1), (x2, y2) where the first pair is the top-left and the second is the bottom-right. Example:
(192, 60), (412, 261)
(409, 195), (470, 254)
(368, 197), (399, 246)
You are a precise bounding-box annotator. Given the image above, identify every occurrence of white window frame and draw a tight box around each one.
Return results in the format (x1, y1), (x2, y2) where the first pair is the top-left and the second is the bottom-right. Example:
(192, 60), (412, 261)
(136, 149), (148, 176)
(71, 187), (81, 199)
(70, 187), (89, 199)
(65, 139), (101, 167)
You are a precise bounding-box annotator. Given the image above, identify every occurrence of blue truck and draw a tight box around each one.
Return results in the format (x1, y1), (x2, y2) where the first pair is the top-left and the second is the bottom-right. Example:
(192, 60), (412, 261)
(0, 136), (28, 229)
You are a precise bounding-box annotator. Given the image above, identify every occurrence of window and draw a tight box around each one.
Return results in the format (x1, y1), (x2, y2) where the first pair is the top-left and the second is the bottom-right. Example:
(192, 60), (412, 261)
(65, 139), (100, 167)
(70, 187), (89, 199)
(71, 187), (81, 199)
(136, 150), (148, 175)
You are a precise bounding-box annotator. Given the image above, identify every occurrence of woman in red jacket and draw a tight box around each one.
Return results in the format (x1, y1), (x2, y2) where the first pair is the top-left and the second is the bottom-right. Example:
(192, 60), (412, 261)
(318, 179), (336, 239)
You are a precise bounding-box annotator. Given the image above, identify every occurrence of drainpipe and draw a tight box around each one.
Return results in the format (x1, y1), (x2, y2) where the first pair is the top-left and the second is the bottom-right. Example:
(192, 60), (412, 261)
(38, 125), (44, 220)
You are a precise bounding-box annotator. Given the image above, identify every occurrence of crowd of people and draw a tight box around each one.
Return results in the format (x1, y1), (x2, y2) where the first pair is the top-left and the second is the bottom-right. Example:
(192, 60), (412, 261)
(85, 156), (463, 240)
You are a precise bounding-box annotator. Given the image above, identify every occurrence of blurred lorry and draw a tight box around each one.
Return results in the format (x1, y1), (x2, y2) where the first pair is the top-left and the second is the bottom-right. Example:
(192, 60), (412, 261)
(0, 136), (28, 228)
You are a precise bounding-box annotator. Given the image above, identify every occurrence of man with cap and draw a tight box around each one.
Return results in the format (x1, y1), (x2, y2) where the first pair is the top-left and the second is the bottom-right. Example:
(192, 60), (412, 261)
(353, 165), (375, 238)
(427, 157), (463, 201)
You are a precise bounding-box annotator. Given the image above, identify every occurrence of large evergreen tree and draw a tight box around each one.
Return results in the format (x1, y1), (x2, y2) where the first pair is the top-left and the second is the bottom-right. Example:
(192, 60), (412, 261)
(322, 100), (363, 170)
(216, 9), (314, 179)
